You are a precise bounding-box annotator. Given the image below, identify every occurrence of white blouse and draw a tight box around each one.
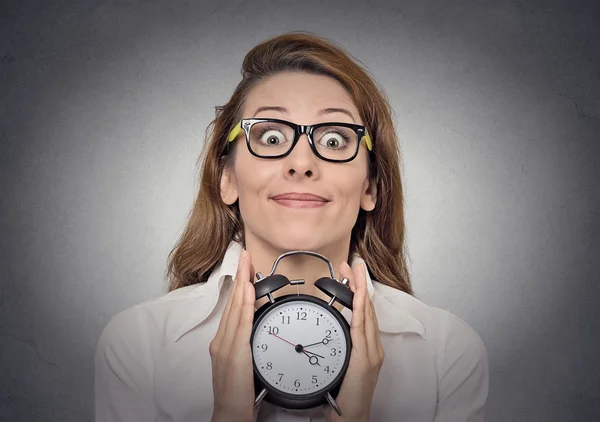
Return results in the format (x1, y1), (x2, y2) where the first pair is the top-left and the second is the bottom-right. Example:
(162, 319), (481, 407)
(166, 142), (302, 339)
(95, 241), (489, 422)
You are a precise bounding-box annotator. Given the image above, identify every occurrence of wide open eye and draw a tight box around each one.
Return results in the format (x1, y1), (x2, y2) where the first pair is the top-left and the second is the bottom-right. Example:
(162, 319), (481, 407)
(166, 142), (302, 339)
(317, 130), (352, 150)
(249, 122), (294, 155)
(258, 128), (287, 146)
(313, 126), (356, 160)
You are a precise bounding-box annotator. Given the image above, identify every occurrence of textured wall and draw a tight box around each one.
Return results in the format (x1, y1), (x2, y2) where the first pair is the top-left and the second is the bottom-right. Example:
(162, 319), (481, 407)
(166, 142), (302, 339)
(1, 0), (599, 421)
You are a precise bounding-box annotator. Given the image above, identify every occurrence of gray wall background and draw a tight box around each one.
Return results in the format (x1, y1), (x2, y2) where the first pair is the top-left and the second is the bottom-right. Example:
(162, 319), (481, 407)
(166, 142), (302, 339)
(1, 0), (599, 421)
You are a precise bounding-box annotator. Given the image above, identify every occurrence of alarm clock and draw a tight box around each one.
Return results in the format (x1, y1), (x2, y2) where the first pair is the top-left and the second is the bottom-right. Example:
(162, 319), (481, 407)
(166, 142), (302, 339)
(250, 250), (354, 416)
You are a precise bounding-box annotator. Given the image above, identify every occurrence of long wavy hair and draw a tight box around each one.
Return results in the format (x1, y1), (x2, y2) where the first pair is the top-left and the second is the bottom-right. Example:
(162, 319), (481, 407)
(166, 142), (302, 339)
(166, 32), (412, 295)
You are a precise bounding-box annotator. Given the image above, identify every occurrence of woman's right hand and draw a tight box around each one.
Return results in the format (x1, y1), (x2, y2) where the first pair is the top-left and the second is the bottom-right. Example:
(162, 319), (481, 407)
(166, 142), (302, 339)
(209, 249), (257, 422)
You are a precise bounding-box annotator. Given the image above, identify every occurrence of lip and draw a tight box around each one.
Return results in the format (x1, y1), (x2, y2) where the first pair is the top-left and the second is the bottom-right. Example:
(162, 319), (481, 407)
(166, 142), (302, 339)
(271, 192), (329, 201)
(271, 192), (330, 208)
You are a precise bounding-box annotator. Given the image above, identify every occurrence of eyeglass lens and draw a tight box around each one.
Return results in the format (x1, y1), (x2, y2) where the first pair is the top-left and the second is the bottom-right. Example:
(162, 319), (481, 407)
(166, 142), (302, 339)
(248, 121), (358, 160)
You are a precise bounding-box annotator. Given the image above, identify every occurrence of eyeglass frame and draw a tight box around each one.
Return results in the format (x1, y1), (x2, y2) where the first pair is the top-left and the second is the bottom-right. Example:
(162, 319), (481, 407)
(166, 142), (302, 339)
(226, 118), (373, 163)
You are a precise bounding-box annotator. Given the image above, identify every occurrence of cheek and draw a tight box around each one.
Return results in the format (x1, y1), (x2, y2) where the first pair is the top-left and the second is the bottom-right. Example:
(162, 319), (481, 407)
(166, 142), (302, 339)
(336, 168), (368, 205)
(234, 155), (277, 202)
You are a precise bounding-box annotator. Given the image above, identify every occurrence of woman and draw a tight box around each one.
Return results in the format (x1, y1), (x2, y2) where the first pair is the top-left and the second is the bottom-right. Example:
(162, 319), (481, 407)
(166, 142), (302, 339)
(95, 32), (489, 422)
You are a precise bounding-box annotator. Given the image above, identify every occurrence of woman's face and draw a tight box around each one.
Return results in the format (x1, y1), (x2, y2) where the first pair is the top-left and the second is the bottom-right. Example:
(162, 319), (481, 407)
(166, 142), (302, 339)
(221, 71), (377, 253)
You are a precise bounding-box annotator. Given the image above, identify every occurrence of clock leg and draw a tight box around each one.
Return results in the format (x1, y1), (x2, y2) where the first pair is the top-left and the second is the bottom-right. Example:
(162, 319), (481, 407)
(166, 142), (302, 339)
(325, 392), (342, 416)
(254, 388), (268, 408)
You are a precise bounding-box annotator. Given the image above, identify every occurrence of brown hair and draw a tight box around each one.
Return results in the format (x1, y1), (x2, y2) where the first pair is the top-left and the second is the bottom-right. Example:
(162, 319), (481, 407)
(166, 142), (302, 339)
(166, 31), (412, 295)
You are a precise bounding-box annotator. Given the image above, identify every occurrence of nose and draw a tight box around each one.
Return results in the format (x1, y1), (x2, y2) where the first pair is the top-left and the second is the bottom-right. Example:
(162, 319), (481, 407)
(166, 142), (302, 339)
(283, 133), (319, 179)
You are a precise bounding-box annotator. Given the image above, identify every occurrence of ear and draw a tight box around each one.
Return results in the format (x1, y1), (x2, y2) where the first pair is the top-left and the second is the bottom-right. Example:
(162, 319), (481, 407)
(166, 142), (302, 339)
(220, 165), (239, 205)
(360, 176), (377, 211)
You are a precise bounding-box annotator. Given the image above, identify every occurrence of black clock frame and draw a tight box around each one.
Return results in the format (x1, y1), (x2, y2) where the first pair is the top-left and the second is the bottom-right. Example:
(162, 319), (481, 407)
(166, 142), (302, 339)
(250, 293), (352, 411)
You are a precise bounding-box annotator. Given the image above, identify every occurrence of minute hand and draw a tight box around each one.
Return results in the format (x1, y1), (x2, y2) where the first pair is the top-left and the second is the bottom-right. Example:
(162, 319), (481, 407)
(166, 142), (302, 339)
(302, 349), (325, 359)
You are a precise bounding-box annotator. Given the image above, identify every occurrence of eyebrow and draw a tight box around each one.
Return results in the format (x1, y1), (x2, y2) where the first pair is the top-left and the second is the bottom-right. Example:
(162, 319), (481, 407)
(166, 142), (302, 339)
(253, 106), (356, 123)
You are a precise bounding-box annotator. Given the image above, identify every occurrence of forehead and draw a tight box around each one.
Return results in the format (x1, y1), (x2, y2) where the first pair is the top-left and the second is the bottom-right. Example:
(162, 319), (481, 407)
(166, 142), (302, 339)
(242, 71), (361, 122)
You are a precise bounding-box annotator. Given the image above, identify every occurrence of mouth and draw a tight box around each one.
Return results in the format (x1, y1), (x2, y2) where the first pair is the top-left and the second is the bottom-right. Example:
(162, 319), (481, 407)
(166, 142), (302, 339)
(270, 192), (330, 209)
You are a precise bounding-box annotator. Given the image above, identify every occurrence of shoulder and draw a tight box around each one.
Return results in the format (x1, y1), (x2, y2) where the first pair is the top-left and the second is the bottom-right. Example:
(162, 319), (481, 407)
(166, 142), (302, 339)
(435, 310), (488, 387)
(96, 282), (217, 354)
(373, 280), (488, 408)
(94, 286), (217, 417)
(372, 281), (487, 362)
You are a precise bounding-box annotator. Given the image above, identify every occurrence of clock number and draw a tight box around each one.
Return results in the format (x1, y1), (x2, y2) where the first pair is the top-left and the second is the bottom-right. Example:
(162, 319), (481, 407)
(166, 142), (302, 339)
(266, 362), (272, 370)
(296, 311), (307, 320)
(281, 315), (290, 324)
(316, 317), (320, 326)
(268, 326), (279, 335)
(330, 348), (337, 356)
(312, 375), (318, 384)
(294, 379), (300, 387)
(278, 373), (284, 382)
(261, 344), (267, 351)
(325, 329), (332, 339)
(324, 366), (330, 374)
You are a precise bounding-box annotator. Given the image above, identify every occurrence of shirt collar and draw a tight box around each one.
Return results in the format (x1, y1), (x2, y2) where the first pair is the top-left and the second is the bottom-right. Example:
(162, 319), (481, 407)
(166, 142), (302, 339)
(173, 241), (426, 342)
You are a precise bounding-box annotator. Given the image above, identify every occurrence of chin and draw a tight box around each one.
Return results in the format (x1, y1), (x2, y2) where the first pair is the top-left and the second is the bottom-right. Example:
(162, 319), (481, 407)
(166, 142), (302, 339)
(273, 236), (324, 252)
(269, 229), (345, 255)
(247, 221), (350, 254)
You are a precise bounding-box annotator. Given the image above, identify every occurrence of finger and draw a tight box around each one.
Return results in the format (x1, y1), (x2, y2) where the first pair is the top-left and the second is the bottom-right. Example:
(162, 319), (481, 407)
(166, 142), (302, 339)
(345, 261), (367, 355)
(359, 263), (385, 361)
(373, 299), (385, 360)
(345, 264), (357, 292)
(234, 274), (256, 347)
(212, 250), (245, 349)
(221, 250), (251, 349)
(364, 282), (379, 361)
(340, 260), (355, 294)
(249, 263), (256, 287)
(348, 260), (364, 293)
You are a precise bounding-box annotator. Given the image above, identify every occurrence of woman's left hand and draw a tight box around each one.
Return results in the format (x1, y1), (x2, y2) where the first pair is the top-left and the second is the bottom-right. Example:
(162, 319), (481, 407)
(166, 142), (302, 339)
(325, 261), (385, 422)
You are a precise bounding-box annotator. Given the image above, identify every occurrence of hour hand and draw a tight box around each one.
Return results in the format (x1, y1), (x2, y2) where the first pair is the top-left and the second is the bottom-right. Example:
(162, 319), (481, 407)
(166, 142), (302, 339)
(303, 337), (331, 348)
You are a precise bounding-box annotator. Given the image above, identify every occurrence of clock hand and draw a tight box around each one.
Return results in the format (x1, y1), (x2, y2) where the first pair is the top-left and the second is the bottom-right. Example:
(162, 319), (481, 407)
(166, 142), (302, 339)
(303, 353), (321, 366)
(303, 338), (331, 348)
(269, 333), (325, 359)
(269, 332), (297, 347)
(301, 349), (325, 359)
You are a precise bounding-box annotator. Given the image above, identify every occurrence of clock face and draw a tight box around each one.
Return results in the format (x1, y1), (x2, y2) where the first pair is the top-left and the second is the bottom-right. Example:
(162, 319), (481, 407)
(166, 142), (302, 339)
(252, 298), (350, 396)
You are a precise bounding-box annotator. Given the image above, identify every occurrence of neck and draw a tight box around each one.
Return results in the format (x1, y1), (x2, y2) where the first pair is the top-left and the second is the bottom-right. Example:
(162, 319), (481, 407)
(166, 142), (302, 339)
(244, 232), (352, 309)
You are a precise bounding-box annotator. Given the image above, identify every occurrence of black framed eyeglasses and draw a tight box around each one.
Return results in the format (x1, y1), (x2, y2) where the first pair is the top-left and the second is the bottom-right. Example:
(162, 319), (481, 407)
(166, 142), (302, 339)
(226, 118), (373, 163)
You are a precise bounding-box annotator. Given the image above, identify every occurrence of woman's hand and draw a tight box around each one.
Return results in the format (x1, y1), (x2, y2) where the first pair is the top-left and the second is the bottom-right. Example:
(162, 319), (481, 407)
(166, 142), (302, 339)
(326, 261), (385, 422)
(209, 249), (257, 422)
